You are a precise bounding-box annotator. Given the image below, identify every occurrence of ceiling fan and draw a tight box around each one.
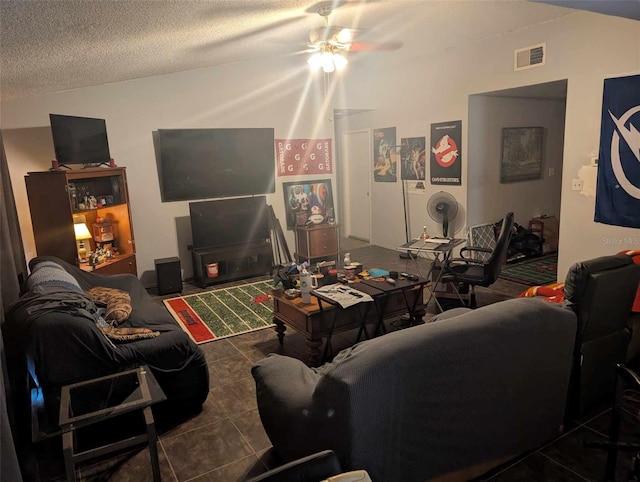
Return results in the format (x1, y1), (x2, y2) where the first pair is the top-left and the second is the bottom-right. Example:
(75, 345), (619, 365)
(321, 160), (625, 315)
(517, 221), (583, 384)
(306, 4), (401, 73)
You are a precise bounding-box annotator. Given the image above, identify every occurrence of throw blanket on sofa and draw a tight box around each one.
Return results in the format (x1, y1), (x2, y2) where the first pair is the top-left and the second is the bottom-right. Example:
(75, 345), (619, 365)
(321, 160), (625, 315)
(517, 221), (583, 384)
(10, 260), (158, 343)
(521, 250), (640, 312)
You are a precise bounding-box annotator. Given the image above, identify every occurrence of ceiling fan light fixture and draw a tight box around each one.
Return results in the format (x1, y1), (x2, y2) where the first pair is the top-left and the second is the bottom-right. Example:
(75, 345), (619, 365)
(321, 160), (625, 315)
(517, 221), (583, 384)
(309, 44), (348, 73)
(320, 50), (335, 73)
(332, 52), (348, 71)
(308, 52), (323, 70)
(336, 28), (352, 44)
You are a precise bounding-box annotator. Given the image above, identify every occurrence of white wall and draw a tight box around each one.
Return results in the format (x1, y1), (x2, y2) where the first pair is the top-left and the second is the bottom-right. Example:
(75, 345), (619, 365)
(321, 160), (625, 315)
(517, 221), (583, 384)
(467, 95), (565, 227)
(333, 10), (639, 278)
(1, 57), (334, 283)
(2, 6), (639, 284)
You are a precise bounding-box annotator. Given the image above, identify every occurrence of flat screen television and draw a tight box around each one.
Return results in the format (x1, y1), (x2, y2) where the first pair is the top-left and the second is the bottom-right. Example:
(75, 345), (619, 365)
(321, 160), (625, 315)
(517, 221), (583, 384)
(49, 114), (111, 165)
(158, 128), (276, 202)
(189, 196), (270, 250)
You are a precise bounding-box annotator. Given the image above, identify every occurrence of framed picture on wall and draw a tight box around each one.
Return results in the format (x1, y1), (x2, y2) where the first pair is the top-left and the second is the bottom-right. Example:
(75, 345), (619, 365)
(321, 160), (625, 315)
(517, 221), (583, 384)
(282, 179), (335, 230)
(500, 127), (544, 183)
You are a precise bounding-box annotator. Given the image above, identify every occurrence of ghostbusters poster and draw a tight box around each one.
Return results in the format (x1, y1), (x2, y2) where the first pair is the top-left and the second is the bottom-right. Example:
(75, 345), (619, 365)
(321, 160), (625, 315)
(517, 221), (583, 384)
(276, 139), (333, 176)
(430, 121), (462, 185)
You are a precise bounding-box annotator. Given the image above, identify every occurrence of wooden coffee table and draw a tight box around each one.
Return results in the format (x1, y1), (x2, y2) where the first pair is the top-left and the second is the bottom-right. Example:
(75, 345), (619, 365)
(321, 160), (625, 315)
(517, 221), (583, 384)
(272, 280), (426, 366)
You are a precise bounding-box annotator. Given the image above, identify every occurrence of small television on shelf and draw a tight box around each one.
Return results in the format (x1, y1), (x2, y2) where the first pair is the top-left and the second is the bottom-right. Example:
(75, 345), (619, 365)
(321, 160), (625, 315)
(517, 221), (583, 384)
(49, 114), (111, 165)
(158, 128), (276, 202)
(189, 196), (270, 250)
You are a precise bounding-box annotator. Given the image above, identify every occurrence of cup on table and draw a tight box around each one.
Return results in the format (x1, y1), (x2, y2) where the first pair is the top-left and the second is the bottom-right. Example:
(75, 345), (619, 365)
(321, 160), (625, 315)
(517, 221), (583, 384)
(344, 265), (357, 281)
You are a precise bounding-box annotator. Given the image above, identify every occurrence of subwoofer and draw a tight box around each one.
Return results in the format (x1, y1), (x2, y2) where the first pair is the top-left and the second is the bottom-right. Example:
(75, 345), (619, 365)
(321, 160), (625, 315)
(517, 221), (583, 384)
(155, 257), (182, 295)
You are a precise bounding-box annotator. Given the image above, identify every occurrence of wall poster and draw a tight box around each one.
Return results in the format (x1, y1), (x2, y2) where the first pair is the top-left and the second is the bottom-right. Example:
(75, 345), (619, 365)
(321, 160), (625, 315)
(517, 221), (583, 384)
(595, 74), (640, 228)
(400, 136), (426, 181)
(430, 121), (462, 185)
(373, 127), (397, 182)
(282, 179), (335, 230)
(275, 138), (332, 176)
(406, 180), (426, 194)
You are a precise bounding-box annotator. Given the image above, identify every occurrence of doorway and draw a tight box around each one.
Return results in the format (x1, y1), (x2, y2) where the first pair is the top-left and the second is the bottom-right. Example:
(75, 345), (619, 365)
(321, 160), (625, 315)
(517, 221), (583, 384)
(467, 79), (567, 263)
(340, 129), (372, 242)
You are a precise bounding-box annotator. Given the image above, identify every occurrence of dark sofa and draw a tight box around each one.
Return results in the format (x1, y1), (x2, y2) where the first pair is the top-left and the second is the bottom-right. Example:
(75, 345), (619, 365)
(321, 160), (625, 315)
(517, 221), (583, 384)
(252, 298), (577, 481)
(5, 256), (209, 428)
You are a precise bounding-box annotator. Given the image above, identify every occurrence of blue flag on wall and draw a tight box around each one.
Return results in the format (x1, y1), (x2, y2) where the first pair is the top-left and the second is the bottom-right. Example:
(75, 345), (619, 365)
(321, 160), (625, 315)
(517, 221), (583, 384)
(595, 74), (640, 228)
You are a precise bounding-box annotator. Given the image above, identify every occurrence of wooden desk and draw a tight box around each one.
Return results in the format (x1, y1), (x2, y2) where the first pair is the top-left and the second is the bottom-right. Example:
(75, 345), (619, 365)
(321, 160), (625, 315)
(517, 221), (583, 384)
(272, 281), (426, 366)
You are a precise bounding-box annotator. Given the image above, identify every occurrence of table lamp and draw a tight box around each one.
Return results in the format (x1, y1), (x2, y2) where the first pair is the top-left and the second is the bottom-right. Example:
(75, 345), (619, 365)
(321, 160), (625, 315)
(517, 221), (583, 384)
(74, 222), (92, 262)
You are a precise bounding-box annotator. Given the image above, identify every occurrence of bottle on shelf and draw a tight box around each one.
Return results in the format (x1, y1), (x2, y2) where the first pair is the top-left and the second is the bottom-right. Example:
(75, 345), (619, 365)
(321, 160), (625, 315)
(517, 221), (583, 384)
(300, 268), (312, 304)
(343, 252), (351, 267)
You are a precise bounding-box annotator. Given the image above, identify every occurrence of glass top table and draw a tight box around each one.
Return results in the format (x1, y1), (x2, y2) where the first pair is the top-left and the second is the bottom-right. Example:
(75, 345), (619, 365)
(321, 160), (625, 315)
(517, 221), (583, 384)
(59, 365), (166, 482)
(59, 365), (166, 431)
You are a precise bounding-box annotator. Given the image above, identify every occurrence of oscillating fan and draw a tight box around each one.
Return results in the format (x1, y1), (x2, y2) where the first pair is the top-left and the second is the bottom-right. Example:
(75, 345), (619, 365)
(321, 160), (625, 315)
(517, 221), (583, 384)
(427, 191), (459, 238)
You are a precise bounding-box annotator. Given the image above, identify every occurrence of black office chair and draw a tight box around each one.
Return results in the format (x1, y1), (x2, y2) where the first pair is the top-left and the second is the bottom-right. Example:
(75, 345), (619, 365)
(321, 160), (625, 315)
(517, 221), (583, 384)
(441, 212), (514, 308)
(584, 364), (640, 482)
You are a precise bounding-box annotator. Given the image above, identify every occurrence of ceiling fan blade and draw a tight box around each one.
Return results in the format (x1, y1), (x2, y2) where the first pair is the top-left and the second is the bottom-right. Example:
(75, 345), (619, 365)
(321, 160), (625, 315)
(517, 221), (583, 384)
(348, 40), (403, 52)
(309, 25), (356, 44)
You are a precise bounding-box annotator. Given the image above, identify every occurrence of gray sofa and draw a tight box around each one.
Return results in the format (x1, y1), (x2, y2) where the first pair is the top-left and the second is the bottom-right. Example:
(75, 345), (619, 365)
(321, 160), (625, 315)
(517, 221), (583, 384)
(252, 298), (577, 481)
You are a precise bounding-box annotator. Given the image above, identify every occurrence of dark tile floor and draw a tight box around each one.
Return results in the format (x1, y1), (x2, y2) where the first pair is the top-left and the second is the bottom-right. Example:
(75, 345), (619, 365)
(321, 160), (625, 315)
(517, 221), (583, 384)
(30, 242), (640, 481)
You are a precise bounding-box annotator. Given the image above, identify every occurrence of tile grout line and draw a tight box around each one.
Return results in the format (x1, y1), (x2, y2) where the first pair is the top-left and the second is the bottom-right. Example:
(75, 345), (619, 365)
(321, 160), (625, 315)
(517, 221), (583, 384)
(537, 451), (593, 481)
(158, 438), (180, 482)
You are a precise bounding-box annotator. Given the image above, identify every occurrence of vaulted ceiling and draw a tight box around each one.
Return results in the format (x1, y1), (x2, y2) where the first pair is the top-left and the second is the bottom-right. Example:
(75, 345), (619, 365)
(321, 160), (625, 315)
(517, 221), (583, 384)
(0, 0), (637, 101)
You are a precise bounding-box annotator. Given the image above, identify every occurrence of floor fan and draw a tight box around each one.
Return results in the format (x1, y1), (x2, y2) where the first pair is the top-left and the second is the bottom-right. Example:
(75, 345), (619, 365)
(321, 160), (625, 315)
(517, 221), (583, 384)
(427, 191), (459, 238)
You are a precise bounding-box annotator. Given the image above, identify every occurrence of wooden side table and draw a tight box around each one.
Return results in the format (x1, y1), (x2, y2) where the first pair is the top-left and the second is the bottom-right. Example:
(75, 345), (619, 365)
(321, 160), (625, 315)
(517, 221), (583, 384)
(295, 223), (340, 265)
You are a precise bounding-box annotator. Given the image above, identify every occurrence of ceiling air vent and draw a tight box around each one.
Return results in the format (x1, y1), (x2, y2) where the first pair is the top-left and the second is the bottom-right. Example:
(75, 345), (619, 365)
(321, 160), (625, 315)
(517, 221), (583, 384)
(514, 43), (546, 71)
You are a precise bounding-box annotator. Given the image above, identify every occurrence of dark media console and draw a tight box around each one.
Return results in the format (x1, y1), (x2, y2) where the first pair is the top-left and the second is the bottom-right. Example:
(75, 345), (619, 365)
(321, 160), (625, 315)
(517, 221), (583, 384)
(189, 196), (274, 288)
(192, 241), (273, 288)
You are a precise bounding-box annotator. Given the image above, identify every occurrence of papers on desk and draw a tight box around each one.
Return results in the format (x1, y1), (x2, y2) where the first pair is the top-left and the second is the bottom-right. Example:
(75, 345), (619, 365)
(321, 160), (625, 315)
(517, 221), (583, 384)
(406, 238), (449, 249)
(314, 284), (374, 309)
(423, 237), (450, 244)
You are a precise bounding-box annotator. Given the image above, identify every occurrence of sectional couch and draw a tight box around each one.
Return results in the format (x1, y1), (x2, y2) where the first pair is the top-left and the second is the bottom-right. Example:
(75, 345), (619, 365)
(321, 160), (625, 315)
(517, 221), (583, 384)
(252, 297), (577, 481)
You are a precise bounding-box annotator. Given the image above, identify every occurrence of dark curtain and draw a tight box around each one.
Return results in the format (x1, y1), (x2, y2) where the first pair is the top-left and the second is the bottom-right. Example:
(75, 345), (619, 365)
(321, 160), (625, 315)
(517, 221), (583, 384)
(1, 131), (26, 481)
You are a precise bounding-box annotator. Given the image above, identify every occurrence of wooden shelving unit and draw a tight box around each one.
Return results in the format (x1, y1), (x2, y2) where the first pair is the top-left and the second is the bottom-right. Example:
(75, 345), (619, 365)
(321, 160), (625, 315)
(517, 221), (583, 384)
(25, 167), (137, 276)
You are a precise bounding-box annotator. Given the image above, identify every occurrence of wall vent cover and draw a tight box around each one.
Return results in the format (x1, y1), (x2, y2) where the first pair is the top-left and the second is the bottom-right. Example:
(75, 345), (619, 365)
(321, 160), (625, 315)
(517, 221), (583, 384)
(514, 43), (546, 71)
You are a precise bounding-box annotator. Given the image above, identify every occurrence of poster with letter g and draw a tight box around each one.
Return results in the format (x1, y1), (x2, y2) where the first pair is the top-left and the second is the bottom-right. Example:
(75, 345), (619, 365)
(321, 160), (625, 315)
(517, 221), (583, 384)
(276, 139), (333, 176)
(430, 121), (462, 185)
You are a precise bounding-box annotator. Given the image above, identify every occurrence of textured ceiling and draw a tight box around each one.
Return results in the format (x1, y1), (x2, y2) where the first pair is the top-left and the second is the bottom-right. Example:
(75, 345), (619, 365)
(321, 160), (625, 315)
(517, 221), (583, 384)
(0, 0), (637, 102)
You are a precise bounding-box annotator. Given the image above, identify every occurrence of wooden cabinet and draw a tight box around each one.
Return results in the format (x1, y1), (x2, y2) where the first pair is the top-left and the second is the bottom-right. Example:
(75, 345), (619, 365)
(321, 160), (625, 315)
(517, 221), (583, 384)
(295, 224), (340, 264)
(25, 167), (137, 276)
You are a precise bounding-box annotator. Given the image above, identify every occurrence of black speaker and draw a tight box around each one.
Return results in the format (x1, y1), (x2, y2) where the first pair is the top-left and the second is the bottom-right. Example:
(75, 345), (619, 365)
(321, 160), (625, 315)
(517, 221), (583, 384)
(155, 257), (182, 295)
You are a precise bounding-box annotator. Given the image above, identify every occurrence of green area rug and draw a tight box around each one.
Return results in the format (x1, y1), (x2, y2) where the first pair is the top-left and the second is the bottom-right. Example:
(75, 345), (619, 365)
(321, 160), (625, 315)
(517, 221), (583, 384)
(499, 253), (558, 286)
(163, 280), (274, 344)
